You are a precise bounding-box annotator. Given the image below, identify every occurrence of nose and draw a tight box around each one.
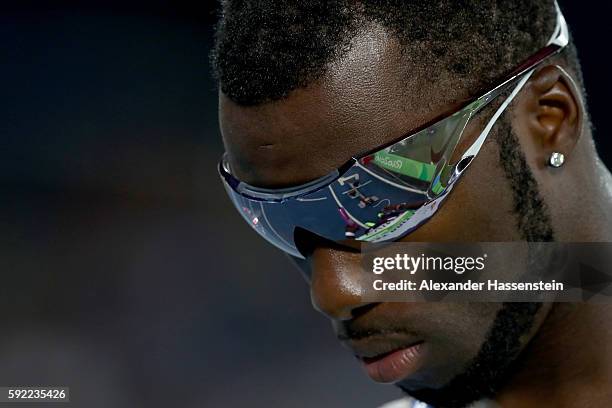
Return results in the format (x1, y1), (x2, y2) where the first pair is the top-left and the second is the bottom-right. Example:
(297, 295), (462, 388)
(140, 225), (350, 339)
(309, 246), (373, 321)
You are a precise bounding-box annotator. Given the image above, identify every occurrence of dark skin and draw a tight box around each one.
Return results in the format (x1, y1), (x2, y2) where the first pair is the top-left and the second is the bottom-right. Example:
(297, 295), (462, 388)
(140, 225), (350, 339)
(219, 25), (612, 407)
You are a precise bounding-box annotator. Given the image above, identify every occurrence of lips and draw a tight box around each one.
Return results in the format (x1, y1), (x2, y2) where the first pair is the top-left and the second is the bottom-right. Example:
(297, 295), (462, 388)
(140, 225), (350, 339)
(361, 342), (425, 383)
(342, 333), (426, 383)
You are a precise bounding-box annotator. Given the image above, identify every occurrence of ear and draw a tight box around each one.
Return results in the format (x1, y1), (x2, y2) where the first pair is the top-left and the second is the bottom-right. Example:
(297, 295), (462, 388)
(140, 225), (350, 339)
(519, 65), (583, 170)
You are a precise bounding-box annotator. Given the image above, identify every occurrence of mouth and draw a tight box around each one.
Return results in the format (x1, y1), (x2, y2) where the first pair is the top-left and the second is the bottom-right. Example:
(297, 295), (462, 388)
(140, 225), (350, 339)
(344, 334), (426, 384)
(360, 342), (425, 383)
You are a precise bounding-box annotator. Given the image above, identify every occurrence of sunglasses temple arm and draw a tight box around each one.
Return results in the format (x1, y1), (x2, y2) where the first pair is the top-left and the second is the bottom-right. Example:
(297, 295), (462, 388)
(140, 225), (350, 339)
(426, 110), (474, 198)
(458, 2), (567, 173)
(459, 70), (534, 169)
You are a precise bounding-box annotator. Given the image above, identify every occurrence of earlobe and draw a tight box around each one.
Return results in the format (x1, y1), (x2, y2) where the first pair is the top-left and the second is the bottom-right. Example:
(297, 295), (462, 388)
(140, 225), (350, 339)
(524, 65), (583, 169)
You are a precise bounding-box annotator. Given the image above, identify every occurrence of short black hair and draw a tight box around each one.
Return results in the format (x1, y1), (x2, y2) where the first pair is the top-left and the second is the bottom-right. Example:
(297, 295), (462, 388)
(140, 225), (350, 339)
(211, 0), (582, 106)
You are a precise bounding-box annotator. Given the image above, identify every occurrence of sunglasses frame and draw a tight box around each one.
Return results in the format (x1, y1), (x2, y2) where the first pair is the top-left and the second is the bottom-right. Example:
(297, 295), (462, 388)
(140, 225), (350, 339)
(218, 2), (570, 258)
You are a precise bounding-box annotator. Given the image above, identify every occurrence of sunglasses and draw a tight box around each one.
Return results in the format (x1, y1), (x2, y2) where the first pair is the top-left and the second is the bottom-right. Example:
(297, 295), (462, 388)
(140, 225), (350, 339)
(219, 2), (569, 259)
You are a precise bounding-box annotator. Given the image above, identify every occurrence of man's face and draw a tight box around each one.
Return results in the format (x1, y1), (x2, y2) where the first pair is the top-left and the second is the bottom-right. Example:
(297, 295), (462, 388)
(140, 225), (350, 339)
(219, 26), (550, 405)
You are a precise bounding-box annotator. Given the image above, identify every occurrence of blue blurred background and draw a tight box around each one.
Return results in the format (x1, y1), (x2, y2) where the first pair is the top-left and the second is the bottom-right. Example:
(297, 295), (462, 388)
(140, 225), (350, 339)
(1, 1), (610, 407)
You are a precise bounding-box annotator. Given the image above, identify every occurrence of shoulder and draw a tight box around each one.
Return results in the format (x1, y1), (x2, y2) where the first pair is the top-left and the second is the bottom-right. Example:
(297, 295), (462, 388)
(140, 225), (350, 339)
(378, 398), (429, 408)
(378, 398), (497, 408)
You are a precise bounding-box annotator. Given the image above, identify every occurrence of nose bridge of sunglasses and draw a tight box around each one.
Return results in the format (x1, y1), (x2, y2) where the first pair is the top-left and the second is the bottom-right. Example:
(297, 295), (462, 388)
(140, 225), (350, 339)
(293, 227), (362, 258)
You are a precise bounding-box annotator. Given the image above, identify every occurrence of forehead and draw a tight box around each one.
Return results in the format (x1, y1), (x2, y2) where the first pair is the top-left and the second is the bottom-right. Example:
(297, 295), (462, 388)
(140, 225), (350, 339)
(220, 24), (469, 188)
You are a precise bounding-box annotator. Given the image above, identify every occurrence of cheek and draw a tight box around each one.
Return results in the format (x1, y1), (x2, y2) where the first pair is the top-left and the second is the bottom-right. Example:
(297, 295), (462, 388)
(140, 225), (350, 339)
(403, 137), (521, 242)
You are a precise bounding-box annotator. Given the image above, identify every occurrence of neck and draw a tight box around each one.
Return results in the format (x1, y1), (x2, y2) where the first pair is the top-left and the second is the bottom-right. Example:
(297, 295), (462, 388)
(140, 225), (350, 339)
(584, 158), (612, 241)
(593, 157), (612, 237)
(496, 147), (612, 406)
(495, 303), (612, 407)
(576, 137), (612, 240)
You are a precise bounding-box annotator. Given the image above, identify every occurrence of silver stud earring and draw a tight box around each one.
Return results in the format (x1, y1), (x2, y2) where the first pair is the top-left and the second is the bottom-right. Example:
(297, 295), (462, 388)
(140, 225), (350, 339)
(549, 152), (565, 168)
